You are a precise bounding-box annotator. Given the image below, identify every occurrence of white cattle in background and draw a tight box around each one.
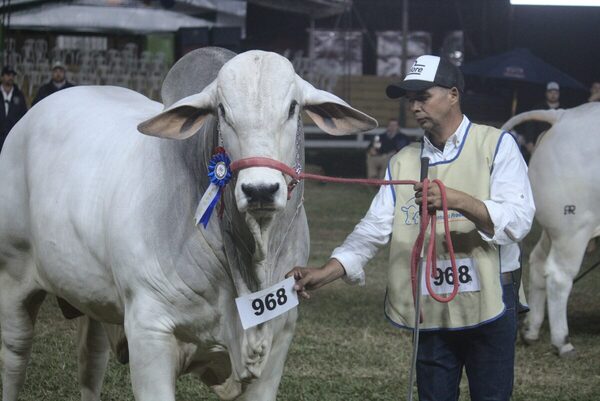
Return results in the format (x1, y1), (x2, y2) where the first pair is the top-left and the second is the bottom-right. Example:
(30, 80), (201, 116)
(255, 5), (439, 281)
(502, 102), (600, 357)
(0, 48), (377, 401)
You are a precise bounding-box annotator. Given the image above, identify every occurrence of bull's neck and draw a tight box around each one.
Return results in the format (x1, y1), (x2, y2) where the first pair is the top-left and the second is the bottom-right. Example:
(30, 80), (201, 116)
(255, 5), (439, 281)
(221, 157), (306, 295)
(220, 181), (305, 294)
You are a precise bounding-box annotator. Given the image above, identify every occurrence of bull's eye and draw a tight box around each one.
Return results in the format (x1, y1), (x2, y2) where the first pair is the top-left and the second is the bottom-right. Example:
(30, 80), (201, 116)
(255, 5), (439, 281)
(288, 101), (297, 119)
(218, 103), (226, 118)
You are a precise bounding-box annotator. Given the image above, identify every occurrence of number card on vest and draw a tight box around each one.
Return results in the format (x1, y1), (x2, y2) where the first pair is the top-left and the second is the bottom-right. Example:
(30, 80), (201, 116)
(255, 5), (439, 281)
(420, 258), (481, 296)
(235, 277), (299, 330)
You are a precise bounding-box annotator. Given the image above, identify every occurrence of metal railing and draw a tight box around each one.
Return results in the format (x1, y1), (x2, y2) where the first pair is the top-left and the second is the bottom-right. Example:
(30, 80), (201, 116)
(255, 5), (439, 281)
(304, 125), (424, 148)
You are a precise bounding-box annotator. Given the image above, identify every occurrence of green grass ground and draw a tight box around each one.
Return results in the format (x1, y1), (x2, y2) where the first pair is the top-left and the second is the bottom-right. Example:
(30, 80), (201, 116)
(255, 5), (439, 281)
(3, 181), (600, 400)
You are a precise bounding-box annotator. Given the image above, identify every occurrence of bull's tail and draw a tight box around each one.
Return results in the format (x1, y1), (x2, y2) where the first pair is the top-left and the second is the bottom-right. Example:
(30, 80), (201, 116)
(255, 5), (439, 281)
(501, 109), (565, 132)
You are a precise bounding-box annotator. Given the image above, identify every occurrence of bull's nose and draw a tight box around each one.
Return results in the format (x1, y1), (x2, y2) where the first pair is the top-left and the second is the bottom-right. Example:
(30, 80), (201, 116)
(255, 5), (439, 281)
(241, 183), (280, 204)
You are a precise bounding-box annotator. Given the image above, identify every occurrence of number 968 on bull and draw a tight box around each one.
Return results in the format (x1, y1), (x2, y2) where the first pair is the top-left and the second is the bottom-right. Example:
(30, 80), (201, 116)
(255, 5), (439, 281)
(235, 277), (299, 330)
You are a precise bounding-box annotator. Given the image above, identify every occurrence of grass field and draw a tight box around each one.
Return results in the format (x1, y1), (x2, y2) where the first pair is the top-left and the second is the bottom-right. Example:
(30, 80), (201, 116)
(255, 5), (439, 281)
(3, 181), (600, 400)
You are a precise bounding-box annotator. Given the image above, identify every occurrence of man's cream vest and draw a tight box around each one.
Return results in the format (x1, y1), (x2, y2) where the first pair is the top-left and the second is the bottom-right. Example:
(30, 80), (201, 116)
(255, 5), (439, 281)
(386, 123), (507, 330)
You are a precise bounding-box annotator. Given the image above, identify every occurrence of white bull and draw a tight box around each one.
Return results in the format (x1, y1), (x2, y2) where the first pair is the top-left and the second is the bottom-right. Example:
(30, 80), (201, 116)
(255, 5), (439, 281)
(0, 48), (377, 400)
(502, 102), (600, 357)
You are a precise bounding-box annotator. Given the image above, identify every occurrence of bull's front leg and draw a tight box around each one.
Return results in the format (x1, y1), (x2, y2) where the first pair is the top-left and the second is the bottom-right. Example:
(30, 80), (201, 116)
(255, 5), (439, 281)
(238, 311), (297, 401)
(523, 231), (550, 344)
(0, 287), (46, 401)
(124, 299), (183, 401)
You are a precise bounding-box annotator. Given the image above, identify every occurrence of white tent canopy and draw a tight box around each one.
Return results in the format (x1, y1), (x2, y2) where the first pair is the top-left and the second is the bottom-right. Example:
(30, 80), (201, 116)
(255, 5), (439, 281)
(7, 3), (217, 33)
(248, 0), (351, 18)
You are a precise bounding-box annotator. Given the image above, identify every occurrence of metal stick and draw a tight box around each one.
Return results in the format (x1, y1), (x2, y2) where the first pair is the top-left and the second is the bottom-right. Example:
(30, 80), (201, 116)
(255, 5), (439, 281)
(407, 157), (429, 401)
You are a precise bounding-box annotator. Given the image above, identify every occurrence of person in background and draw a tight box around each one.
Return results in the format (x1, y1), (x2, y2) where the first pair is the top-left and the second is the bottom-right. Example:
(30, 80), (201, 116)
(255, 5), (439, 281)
(288, 55), (534, 401)
(589, 81), (600, 102)
(32, 61), (75, 106)
(1, 66), (28, 152)
(520, 81), (561, 162)
(366, 118), (411, 179)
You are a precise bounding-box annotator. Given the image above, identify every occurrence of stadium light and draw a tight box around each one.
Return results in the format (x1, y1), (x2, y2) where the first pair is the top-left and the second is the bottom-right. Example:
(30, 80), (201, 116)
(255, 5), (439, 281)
(511, 0), (600, 5)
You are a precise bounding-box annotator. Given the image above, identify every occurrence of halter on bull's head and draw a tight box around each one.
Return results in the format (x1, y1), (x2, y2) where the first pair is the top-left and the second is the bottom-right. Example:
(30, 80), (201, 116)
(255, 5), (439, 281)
(138, 50), (377, 222)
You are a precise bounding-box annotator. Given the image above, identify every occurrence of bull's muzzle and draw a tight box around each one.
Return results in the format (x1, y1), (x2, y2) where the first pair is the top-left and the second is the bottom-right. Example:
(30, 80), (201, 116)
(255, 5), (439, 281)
(241, 183), (280, 207)
(235, 167), (286, 214)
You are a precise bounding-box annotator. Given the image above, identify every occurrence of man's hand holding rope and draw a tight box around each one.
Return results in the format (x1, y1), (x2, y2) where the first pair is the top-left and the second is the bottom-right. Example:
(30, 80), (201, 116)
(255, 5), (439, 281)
(414, 182), (495, 238)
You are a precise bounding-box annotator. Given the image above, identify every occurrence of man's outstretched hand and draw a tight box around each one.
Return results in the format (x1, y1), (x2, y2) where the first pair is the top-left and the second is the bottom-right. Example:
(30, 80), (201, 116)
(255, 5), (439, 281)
(285, 259), (346, 299)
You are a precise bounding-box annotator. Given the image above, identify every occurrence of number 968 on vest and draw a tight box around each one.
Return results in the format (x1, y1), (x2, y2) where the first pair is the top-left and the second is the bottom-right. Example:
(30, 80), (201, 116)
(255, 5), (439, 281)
(420, 258), (481, 296)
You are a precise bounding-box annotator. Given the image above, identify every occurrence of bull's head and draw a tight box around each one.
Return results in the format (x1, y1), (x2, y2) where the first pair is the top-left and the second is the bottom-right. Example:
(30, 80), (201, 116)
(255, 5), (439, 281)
(138, 50), (377, 221)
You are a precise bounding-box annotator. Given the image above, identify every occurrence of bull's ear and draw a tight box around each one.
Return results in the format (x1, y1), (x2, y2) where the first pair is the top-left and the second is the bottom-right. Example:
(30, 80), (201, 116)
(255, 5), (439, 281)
(297, 75), (378, 136)
(138, 82), (217, 139)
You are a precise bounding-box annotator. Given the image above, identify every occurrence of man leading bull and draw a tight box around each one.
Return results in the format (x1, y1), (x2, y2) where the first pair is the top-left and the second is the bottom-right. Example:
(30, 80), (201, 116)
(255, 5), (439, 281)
(287, 55), (535, 401)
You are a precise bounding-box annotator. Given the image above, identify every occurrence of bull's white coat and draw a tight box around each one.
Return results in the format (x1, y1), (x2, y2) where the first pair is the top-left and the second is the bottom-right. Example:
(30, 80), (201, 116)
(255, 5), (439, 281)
(0, 49), (377, 400)
(502, 102), (600, 357)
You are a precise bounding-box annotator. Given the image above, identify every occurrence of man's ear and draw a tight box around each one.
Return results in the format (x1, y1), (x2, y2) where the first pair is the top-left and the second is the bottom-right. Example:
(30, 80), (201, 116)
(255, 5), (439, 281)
(449, 87), (460, 106)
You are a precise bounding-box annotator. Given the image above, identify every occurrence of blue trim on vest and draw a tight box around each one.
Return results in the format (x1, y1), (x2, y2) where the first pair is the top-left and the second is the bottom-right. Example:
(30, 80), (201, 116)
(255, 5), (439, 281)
(387, 159), (396, 206)
(383, 243), (506, 332)
(491, 131), (518, 173)
(383, 290), (508, 332)
(422, 122), (473, 167)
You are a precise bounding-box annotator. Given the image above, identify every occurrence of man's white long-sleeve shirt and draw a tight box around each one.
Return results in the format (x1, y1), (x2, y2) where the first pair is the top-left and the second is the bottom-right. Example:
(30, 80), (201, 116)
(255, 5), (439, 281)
(331, 115), (535, 286)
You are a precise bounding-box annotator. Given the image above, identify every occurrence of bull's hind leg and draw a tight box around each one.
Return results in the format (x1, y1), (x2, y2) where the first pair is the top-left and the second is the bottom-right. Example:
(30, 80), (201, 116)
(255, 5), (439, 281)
(523, 230), (551, 344)
(0, 270), (46, 401)
(545, 232), (587, 357)
(77, 317), (110, 401)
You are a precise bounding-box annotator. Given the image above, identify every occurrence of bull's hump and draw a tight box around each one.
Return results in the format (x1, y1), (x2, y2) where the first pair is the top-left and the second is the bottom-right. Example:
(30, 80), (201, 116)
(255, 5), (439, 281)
(161, 46), (236, 108)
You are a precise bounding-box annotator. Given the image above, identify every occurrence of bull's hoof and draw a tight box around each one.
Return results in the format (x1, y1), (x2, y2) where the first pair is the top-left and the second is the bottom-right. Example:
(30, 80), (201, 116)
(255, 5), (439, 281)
(558, 343), (577, 358)
(519, 330), (539, 346)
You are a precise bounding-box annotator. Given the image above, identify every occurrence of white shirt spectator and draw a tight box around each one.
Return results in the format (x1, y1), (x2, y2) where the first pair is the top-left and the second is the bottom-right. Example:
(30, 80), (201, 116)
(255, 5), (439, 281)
(2, 86), (13, 115)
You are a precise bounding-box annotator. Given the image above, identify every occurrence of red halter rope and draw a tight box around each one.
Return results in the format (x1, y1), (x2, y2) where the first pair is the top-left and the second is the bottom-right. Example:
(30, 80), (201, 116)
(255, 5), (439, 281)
(230, 157), (459, 304)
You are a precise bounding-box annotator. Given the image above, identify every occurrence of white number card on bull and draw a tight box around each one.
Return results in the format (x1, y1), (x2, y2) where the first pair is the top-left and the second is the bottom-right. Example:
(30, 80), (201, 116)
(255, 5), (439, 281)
(235, 277), (299, 329)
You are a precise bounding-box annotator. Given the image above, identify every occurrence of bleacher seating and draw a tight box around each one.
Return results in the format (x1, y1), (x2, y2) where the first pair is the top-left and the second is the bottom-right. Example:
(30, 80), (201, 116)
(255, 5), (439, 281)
(1, 39), (170, 105)
(2, 39), (405, 131)
(285, 49), (406, 128)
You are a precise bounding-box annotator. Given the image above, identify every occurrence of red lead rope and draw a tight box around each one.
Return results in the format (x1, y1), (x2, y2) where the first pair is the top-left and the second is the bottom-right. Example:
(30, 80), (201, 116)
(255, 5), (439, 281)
(230, 157), (459, 304)
(410, 179), (459, 304)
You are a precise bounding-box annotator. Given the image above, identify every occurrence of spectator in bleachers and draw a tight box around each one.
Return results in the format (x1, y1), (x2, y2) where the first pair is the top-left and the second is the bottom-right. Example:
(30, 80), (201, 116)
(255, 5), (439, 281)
(1, 66), (28, 152)
(366, 118), (411, 179)
(518, 81), (561, 163)
(32, 61), (75, 106)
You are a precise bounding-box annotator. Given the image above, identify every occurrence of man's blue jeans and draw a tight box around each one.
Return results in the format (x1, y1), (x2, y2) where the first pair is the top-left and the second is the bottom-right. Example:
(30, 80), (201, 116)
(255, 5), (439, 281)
(416, 282), (518, 401)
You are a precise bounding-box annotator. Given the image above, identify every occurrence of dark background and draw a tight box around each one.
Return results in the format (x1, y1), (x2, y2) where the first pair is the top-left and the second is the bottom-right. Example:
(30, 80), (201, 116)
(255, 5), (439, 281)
(245, 0), (600, 110)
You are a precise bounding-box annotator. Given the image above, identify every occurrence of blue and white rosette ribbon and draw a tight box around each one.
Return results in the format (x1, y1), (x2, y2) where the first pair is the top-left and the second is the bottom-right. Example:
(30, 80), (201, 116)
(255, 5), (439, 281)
(195, 151), (232, 228)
